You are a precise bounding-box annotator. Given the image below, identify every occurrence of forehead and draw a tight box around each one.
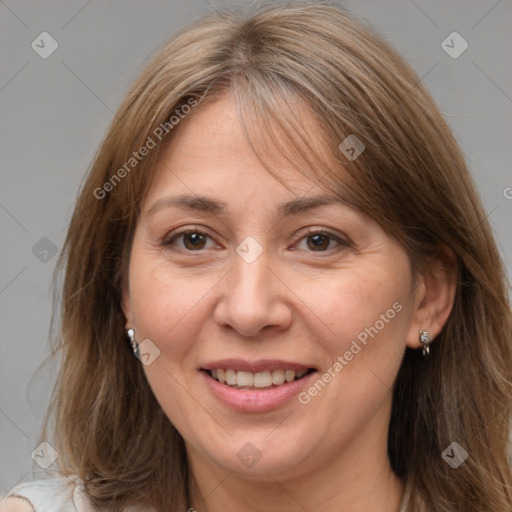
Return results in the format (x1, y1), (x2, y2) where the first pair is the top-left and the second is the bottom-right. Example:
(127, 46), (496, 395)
(143, 92), (344, 209)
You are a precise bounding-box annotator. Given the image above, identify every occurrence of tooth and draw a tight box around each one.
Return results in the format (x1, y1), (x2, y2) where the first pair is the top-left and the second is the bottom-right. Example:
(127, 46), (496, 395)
(272, 370), (285, 385)
(285, 370), (295, 382)
(213, 368), (306, 387)
(225, 369), (237, 386)
(253, 371), (272, 388)
(236, 371), (254, 387)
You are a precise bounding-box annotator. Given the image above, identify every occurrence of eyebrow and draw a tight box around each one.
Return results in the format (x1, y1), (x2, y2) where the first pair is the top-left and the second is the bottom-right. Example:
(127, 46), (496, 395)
(145, 193), (348, 218)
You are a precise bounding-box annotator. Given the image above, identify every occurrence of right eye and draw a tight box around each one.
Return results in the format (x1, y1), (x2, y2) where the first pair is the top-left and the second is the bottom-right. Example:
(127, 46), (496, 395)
(162, 228), (217, 251)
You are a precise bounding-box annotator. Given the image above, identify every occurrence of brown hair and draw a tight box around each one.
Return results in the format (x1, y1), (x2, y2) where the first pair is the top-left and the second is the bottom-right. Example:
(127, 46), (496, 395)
(40, 2), (512, 511)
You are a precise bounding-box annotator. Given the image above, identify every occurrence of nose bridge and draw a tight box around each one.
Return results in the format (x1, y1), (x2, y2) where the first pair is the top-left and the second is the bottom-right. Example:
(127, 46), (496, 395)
(230, 249), (273, 312)
(231, 234), (272, 299)
(214, 245), (291, 336)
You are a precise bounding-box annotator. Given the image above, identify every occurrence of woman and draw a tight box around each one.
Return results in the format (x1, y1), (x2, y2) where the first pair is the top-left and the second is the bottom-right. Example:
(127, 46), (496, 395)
(2, 2), (511, 511)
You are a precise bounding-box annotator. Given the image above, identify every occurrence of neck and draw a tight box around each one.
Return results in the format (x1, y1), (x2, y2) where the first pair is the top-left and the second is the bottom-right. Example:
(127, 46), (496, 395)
(190, 459), (403, 512)
(187, 407), (405, 511)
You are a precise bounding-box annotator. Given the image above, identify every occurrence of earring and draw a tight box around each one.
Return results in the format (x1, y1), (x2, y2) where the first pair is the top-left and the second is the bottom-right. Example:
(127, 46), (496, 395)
(419, 330), (431, 356)
(126, 328), (138, 354)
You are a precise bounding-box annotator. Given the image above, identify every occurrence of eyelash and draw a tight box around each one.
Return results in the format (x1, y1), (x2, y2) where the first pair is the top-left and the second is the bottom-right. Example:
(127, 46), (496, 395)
(161, 226), (350, 254)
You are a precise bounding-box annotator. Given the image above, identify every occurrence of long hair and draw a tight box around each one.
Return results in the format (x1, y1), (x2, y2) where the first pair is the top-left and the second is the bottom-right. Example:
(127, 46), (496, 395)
(40, 2), (512, 511)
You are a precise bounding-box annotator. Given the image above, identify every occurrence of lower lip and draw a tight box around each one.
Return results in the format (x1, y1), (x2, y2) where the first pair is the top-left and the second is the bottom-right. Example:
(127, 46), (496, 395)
(201, 370), (318, 412)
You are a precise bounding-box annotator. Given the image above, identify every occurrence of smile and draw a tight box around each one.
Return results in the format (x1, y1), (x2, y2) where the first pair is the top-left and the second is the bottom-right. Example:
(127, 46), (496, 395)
(207, 368), (313, 389)
(200, 359), (319, 412)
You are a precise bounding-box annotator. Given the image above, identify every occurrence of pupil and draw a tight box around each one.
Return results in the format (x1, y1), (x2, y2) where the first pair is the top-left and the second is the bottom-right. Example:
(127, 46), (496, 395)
(308, 234), (329, 251)
(185, 233), (205, 249)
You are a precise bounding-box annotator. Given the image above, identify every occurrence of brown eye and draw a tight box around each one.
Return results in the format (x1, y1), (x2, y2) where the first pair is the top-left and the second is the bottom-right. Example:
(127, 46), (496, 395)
(306, 234), (331, 251)
(163, 229), (215, 251)
(294, 230), (348, 253)
(183, 232), (207, 250)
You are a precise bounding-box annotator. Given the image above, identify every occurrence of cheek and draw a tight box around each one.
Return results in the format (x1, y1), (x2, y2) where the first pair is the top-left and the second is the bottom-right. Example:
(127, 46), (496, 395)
(288, 262), (411, 355)
(127, 249), (217, 357)
(296, 274), (411, 434)
(315, 278), (412, 410)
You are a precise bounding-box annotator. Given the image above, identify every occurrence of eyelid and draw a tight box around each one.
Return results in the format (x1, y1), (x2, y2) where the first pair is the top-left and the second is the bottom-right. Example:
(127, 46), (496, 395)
(292, 227), (351, 251)
(162, 225), (215, 247)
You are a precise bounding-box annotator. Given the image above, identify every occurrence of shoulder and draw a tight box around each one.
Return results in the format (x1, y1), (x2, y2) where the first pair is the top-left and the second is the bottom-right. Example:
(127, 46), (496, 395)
(0, 475), (97, 512)
(0, 496), (35, 512)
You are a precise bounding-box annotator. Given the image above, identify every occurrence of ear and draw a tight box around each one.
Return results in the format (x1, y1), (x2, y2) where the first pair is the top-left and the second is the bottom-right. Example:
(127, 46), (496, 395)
(406, 244), (458, 350)
(121, 278), (133, 330)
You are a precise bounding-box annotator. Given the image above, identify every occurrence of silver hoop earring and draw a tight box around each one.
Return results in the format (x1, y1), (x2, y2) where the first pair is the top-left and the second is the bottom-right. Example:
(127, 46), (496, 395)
(419, 330), (431, 356)
(126, 328), (138, 354)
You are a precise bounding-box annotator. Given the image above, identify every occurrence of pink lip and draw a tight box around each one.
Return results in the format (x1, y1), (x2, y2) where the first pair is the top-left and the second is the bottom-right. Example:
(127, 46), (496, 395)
(201, 358), (315, 373)
(201, 369), (318, 413)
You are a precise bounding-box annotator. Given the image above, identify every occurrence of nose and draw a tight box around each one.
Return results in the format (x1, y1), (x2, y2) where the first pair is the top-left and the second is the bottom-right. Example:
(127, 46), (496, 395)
(213, 251), (293, 337)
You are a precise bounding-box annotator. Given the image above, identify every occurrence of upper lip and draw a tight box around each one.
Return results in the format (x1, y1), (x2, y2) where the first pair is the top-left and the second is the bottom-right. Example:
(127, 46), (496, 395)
(200, 358), (317, 373)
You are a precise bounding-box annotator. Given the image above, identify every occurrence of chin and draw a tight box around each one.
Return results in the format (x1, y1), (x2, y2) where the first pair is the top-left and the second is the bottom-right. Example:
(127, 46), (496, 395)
(189, 424), (321, 480)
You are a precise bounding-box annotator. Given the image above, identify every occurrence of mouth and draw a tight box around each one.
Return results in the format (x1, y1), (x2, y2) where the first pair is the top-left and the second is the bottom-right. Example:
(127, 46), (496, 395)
(202, 367), (316, 390)
(200, 358), (318, 396)
(200, 360), (319, 412)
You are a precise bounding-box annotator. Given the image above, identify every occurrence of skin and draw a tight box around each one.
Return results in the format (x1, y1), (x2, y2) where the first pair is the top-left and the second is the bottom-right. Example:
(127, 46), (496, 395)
(122, 92), (456, 512)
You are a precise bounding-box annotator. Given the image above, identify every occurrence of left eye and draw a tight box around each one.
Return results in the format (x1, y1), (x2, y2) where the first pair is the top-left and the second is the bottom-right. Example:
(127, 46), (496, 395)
(295, 232), (345, 252)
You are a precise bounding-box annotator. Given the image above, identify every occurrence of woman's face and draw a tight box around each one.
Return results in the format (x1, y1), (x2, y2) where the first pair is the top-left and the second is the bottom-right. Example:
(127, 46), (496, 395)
(122, 94), (424, 481)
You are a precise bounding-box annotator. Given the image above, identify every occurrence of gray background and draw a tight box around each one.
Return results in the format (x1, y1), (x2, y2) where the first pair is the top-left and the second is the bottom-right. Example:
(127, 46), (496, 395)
(1, 0), (511, 496)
